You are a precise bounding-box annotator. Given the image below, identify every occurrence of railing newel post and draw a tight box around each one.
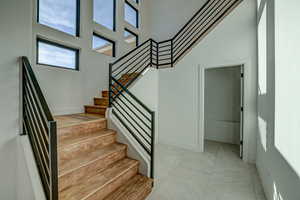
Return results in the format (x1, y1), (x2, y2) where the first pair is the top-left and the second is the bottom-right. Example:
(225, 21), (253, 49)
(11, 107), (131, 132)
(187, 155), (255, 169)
(49, 121), (58, 200)
(109, 63), (113, 107)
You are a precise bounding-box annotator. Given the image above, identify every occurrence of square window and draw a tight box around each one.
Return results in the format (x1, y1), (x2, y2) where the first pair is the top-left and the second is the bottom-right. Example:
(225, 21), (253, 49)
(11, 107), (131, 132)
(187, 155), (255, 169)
(93, 34), (115, 57)
(37, 39), (79, 70)
(93, 0), (115, 30)
(125, 2), (138, 28)
(124, 29), (138, 48)
(38, 0), (80, 36)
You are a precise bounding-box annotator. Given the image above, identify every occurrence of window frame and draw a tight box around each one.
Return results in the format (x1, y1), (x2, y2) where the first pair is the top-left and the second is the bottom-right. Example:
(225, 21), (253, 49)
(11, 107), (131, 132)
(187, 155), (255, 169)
(124, 28), (139, 47)
(93, 0), (116, 31)
(124, 0), (139, 28)
(92, 33), (116, 57)
(37, 0), (81, 37)
(36, 38), (80, 71)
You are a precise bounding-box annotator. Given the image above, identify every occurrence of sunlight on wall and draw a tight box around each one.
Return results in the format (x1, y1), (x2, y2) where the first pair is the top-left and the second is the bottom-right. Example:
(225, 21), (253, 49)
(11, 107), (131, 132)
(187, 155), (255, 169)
(274, 0), (300, 178)
(258, 4), (267, 95)
(273, 183), (283, 200)
(258, 116), (267, 151)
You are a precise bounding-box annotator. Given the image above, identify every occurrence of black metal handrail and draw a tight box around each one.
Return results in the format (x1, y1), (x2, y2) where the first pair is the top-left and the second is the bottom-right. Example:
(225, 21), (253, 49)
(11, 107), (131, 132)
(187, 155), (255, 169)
(108, 0), (242, 183)
(21, 56), (58, 200)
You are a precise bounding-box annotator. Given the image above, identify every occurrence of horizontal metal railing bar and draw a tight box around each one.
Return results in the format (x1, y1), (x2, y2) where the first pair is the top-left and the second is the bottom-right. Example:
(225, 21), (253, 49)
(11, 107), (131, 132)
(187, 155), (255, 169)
(123, 64), (151, 88)
(158, 44), (172, 49)
(173, 0), (231, 57)
(173, 0), (226, 51)
(111, 85), (152, 132)
(24, 117), (50, 199)
(24, 101), (50, 172)
(24, 79), (50, 145)
(22, 57), (54, 122)
(24, 109), (50, 189)
(158, 49), (171, 54)
(157, 62), (172, 66)
(173, 0), (221, 48)
(111, 88), (152, 122)
(158, 39), (172, 44)
(174, 0), (235, 61)
(121, 58), (151, 79)
(111, 39), (151, 66)
(112, 102), (151, 146)
(112, 44), (151, 73)
(24, 70), (50, 132)
(111, 77), (153, 114)
(172, 0), (212, 41)
(173, 1), (216, 45)
(114, 52), (150, 78)
(24, 89), (49, 155)
(112, 110), (151, 154)
(112, 45), (150, 73)
(159, 53), (172, 57)
(158, 58), (172, 62)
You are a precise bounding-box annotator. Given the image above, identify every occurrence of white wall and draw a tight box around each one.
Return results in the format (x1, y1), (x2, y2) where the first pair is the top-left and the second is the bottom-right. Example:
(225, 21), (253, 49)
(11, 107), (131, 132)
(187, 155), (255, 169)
(32, 0), (152, 115)
(274, 0), (300, 178)
(0, 0), (32, 199)
(152, 0), (258, 162)
(150, 0), (207, 40)
(205, 66), (241, 145)
(256, 0), (300, 199)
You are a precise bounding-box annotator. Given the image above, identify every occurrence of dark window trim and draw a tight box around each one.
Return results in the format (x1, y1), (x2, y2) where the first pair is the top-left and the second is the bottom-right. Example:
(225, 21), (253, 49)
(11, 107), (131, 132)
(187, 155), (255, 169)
(37, 0), (81, 37)
(125, 0), (139, 28)
(93, 0), (116, 32)
(124, 28), (139, 47)
(36, 38), (80, 71)
(93, 33), (116, 57)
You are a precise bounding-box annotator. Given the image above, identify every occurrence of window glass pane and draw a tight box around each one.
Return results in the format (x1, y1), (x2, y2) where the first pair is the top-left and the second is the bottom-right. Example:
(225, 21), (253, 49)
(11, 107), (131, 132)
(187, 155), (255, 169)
(37, 40), (78, 70)
(125, 3), (138, 28)
(38, 0), (78, 36)
(93, 34), (115, 57)
(124, 30), (138, 48)
(93, 0), (115, 30)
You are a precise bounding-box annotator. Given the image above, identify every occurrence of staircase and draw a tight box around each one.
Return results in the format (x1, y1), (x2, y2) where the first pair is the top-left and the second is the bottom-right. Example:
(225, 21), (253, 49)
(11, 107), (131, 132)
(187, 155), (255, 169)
(55, 113), (153, 200)
(21, 1), (243, 200)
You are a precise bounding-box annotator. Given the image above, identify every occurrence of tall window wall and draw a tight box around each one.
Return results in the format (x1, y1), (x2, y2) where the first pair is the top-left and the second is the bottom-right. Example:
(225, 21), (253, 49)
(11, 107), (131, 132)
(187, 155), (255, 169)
(34, 0), (143, 70)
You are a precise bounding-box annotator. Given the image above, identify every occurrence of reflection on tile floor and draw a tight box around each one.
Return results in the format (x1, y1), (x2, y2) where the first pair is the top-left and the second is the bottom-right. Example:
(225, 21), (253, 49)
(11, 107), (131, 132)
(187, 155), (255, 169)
(147, 141), (266, 200)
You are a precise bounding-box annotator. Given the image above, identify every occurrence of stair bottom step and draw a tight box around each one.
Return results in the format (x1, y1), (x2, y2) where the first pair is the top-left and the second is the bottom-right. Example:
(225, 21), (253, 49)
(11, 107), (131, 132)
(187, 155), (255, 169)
(104, 174), (152, 200)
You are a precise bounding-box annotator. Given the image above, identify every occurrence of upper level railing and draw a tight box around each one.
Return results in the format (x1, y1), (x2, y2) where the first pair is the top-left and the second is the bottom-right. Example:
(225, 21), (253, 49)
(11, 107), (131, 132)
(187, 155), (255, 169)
(21, 56), (58, 200)
(109, 0), (242, 183)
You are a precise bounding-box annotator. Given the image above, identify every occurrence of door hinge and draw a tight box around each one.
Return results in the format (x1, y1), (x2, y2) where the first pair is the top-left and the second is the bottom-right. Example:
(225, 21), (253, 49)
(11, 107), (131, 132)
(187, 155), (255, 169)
(240, 141), (243, 145)
(241, 107), (244, 112)
(241, 73), (244, 78)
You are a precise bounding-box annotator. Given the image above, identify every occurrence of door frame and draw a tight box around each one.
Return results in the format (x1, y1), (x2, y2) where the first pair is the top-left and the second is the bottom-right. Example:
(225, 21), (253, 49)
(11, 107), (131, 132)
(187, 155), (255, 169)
(197, 63), (245, 160)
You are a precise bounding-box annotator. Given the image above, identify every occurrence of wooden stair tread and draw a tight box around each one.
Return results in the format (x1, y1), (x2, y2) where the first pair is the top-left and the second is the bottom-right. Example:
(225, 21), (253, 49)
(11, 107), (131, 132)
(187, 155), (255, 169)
(59, 143), (126, 176)
(55, 113), (106, 129)
(103, 174), (152, 200)
(85, 105), (108, 109)
(58, 129), (116, 148)
(59, 158), (139, 200)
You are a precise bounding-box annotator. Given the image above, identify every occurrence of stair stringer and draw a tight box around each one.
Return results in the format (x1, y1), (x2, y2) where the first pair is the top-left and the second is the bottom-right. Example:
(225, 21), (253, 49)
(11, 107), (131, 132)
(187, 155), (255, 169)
(107, 108), (151, 177)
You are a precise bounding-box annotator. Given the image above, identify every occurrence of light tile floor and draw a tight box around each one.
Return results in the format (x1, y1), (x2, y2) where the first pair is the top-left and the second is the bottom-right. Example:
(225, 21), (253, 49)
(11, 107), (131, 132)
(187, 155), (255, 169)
(147, 141), (266, 200)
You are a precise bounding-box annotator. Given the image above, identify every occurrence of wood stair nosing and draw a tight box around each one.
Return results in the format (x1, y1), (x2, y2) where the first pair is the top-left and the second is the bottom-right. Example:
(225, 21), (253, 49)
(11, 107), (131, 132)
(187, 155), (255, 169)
(59, 158), (139, 200)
